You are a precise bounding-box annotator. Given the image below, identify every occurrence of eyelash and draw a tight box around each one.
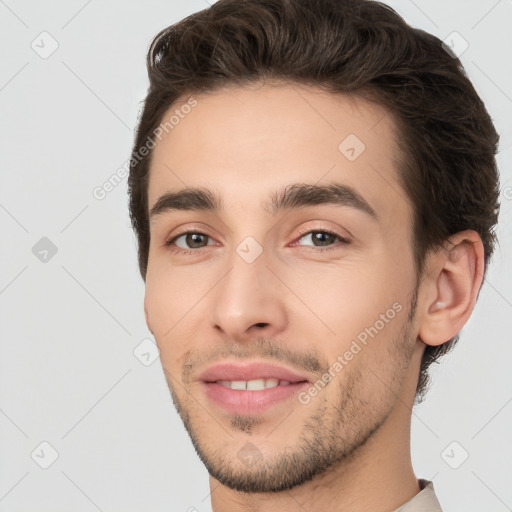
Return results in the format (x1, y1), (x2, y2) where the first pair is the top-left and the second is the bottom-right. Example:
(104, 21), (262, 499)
(163, 227), (350, 255)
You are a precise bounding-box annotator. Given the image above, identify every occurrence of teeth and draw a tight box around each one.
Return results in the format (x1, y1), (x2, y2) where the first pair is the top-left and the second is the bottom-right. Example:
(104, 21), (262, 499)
(247, 379), (269, 390)
(217, 379), (293, 390)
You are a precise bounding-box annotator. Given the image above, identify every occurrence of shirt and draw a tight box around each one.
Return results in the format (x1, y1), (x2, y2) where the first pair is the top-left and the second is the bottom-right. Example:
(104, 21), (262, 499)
(393, 479), (443, 511)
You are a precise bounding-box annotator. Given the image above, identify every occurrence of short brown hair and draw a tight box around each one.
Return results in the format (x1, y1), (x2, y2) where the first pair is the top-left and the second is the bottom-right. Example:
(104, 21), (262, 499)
(128, 0), (500, 403)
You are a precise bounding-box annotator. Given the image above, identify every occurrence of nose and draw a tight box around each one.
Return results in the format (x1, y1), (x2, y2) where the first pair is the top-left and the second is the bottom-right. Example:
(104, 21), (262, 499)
(211, 247), (288, 342)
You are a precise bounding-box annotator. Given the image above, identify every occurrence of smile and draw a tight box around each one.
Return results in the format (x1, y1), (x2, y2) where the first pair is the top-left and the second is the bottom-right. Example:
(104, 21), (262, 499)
(215, 378), (293, 390)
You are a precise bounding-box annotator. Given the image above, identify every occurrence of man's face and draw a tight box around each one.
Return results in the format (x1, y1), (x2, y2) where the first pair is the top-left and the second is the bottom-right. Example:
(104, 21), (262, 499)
(144, 83), (423, 492)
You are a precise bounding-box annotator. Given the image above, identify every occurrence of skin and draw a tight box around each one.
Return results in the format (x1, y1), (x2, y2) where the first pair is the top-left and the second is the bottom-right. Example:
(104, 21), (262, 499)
(143, 82), (484, 511)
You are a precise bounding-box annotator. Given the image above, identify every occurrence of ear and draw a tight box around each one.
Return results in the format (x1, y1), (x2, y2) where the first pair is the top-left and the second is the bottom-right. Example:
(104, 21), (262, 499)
(418, 230), (485, 347)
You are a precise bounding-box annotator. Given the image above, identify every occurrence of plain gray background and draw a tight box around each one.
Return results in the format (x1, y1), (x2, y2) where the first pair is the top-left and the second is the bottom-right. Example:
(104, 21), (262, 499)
(1, 0), (511, 510)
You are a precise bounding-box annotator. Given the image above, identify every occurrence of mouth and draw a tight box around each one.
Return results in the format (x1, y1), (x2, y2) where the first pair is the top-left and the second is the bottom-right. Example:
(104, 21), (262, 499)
(207, 378), (308, 390)
(198, 360), (311, 385)
(201, 380), (310, 415)
(198, 361), (312, 415)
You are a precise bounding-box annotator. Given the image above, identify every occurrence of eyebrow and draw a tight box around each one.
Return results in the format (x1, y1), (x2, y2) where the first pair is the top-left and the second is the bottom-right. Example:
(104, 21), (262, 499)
(149, 183), (378, 221)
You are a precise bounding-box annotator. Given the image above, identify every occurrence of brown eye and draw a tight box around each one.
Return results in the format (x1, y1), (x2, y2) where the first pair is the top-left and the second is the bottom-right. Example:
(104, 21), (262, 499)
(164, 230), (214, 253)
(180, 233), (208, 249)
(294, 229), (350, 251)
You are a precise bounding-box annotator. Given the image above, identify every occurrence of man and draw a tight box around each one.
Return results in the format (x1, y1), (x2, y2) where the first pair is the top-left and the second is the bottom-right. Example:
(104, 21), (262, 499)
(128, 0), (500, 510)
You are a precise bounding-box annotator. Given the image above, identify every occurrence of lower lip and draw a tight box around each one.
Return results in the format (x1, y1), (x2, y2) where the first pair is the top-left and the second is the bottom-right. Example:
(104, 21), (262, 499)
(201, 381), (310, 415)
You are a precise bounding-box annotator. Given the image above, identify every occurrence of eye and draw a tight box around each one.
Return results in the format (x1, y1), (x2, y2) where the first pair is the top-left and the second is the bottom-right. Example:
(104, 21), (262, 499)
(292, 228), (350, 252)
(163, 227), (350, 255)
(164, 229), (215, 254)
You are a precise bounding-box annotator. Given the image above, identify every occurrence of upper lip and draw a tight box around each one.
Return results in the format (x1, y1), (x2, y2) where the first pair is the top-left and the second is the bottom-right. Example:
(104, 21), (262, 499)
(199, 361), (311, 383)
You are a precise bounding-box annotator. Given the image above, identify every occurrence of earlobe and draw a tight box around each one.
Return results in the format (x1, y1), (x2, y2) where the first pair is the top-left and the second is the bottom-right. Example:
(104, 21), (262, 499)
(418, 230), (484, 347)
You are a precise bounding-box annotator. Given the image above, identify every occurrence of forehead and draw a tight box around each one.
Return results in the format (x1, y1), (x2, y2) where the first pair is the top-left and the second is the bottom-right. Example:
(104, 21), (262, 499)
(147, 82), (410, 228)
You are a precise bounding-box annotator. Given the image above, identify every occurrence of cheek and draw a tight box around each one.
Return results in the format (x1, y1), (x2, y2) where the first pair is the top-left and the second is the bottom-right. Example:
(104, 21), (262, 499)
(144, 268), (181, 348)
(291, 260), (404, 341)
(144, 264), (213, 368)
(145, 260), (202, 329)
